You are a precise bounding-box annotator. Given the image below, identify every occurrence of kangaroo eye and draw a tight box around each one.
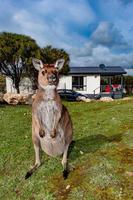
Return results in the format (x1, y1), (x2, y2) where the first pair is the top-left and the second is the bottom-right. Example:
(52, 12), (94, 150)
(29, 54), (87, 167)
(42, 71), (45, 76)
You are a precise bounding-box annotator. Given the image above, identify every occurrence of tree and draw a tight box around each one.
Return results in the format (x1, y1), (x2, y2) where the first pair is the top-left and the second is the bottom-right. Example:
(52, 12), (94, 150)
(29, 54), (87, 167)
(0, 74), (6, 92)
(124, 75), (133, 94)
(41, 45), (70, 74)
(0, 32), (41, 93)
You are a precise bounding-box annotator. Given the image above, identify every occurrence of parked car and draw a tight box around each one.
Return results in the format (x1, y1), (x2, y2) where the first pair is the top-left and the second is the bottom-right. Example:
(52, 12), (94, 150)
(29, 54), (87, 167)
(57, 89), (88, 101)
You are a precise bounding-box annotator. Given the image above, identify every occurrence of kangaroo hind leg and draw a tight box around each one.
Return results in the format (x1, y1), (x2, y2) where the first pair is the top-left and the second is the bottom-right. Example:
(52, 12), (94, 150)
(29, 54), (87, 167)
(25, 137), (41, 179)
(62, 144), (69, 179)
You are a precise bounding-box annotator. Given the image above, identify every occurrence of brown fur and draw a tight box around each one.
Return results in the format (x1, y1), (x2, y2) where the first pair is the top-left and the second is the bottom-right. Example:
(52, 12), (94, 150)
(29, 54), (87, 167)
(25, 59), (73, 179)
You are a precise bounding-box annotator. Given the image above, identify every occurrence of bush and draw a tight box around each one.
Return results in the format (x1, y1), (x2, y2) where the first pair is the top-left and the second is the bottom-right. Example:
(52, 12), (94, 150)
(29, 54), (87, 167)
(124, 76), (133, 94)
(0, 75), (6, 93)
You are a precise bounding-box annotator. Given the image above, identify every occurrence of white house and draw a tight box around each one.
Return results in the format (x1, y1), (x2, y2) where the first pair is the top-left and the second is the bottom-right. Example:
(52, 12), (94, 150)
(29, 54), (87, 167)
(58, 65), (126, 98)
(58, 74), (100, 95)
(6, 65), (127, 98)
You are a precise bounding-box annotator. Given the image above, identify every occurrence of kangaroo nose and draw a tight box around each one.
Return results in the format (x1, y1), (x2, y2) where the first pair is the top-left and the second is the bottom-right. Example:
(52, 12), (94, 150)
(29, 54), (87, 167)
(51, 74), (56, 79)
(48, 74), (56, 81)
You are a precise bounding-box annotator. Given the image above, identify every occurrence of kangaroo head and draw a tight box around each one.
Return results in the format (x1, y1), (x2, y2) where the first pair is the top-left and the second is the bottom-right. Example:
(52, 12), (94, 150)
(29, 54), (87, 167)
(32, 58), (65, 89)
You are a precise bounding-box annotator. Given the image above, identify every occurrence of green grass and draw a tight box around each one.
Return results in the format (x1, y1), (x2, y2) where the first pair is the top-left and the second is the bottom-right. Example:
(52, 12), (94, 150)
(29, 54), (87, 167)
(0, 99), (133, 200)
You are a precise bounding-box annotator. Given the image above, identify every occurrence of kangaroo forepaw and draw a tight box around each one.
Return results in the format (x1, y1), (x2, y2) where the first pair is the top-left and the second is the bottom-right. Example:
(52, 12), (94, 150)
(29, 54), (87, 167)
(50, 129), (56, 138)
(39, 129), (45, 138)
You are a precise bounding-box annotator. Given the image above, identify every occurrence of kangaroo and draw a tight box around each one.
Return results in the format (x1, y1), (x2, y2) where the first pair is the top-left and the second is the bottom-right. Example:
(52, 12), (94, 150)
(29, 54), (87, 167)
(25, 58), (73, 179)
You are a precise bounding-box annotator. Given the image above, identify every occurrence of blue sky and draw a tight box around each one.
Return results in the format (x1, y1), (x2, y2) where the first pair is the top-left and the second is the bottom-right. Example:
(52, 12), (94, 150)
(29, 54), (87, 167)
(0, 0), (133, 67)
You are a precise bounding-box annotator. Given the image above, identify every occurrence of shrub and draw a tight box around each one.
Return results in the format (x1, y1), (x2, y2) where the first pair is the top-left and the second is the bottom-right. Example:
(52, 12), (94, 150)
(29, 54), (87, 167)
(0, 75), (6, 93)
(124, 76), (133, 94)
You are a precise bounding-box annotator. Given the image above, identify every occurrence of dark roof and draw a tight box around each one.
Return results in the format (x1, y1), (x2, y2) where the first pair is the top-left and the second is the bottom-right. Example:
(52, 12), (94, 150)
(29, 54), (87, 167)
(69, 66), (126, 75)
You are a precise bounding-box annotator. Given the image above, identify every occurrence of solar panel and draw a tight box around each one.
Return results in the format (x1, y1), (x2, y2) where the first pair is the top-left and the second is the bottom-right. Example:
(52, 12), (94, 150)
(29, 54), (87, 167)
(69, 66), (126, 75)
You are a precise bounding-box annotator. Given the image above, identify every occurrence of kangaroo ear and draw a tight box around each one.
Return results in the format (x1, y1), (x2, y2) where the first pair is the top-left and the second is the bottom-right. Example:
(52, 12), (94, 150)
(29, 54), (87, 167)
(32, 58), (43, 71)
(55, 59), (65, 71)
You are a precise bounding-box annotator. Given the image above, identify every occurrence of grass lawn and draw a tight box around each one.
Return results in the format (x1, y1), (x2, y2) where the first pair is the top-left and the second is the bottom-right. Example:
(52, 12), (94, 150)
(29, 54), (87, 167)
(0, 99), (133, 200)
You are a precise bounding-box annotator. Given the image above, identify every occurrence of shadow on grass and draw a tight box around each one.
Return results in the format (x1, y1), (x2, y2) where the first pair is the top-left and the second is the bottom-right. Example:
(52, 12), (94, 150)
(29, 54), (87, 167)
(68, 133), (122, 160)
(0, 103), (6, 107)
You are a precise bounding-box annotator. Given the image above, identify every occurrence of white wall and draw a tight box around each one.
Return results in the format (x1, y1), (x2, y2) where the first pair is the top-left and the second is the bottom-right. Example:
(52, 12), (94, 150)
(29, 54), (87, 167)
(86, 75), (100, 94)
(6, 77), (17, 93)
(58, 75), (72, 90)
(58, 74), (100, 94)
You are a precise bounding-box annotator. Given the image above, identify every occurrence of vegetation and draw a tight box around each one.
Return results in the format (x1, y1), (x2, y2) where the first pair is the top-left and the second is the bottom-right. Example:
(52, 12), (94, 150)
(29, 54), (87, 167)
(124, 76), (133, 94)
(41, 45), (70, 75)
(0, 32), (41, 93)
(0, 75), (6, 92)
(0, 33), (70, 93)
(0, 99), (133, 200)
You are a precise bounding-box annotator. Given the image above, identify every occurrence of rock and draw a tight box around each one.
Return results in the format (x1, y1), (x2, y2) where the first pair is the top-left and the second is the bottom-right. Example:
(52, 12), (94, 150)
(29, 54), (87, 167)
(3, 93), (23, 105)
(3, 93), (35, 105)
(77, 96), (91, 102)
(84, 98), (92, 103)
(3, 93), (36, 105)
(20, 94), (33, 105)
(99, 97), (114, 102)
(66, 185), (70, 190)
(0, 93), (4, 103)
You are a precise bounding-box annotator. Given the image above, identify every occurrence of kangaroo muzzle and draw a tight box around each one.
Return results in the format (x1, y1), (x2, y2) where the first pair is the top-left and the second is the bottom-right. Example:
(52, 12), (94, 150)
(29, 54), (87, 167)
(48, 74), (57, 84)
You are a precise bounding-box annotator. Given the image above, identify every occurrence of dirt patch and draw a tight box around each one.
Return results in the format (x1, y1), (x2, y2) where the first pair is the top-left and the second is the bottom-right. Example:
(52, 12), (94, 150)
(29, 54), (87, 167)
(50, 162), (90, 200)
(120, 148), (133, 164)
(120, 122), (133, 132)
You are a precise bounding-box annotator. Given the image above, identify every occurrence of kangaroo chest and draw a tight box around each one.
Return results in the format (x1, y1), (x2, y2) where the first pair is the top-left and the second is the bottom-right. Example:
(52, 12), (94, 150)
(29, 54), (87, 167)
(37, 100), (65, 156)
(37, 100), (59, 131)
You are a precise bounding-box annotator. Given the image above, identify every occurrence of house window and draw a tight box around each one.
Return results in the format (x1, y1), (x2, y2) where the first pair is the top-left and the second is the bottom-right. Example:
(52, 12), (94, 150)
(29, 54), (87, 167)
(72, 76), (86, 91)
(101, 76), (122, 92)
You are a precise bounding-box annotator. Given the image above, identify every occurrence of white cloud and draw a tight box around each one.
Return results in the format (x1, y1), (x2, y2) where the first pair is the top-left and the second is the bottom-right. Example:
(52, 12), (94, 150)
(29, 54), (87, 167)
(33, 0), (95, 25)
(0, 0), (133, 68)
(71, 45), (133, 67)
(91, 22), (128, 50)
(70, 21), (133, 67)
(0, 0), (95, 48)
(98, 0), (133, 41)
